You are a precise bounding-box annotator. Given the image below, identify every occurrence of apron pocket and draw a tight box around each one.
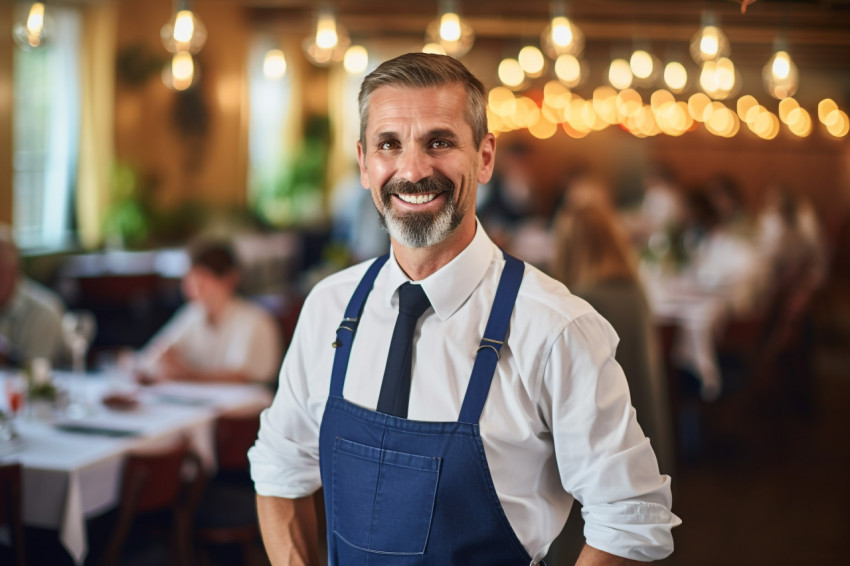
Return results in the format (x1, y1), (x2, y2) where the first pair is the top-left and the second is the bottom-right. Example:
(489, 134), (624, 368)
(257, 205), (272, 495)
(332, 436), (441, 555)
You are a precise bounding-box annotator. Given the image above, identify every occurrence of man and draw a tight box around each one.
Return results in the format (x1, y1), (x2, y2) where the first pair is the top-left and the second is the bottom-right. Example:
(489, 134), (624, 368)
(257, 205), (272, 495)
(136, 236), (282, 384)
(249, 53), (680, 565)
(0, 224), (66, 366)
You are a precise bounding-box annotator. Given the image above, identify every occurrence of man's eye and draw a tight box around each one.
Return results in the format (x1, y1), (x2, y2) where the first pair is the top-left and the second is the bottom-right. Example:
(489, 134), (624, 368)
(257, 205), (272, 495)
(378, 141), (396, 150)
(431, 140), (450, 149)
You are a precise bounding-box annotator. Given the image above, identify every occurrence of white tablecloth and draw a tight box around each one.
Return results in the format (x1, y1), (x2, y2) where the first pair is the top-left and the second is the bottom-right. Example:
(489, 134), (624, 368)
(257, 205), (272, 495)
(0, 371), (273, 564)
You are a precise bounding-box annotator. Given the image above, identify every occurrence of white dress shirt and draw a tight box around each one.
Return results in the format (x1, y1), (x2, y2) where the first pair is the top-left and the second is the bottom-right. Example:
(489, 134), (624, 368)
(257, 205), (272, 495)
(140, 297), (282, 383)
(249, 223), (680, 562)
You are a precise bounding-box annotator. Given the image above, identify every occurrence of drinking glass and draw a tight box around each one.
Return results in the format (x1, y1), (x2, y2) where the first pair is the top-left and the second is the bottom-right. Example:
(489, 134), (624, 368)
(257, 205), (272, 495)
(62, 310), (98, 418)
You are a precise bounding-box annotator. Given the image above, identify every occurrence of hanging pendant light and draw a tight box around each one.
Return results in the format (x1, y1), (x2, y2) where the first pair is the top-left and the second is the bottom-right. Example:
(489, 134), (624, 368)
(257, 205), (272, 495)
(162, 51), (199, 91)
(540, 1), (584, 60)
(425, 0), (475, 58)
(690, 11), (730, 65)
(763, 37), (799, 99)
(302, 6), (350, 67)
(160, 0), (207, 55)
(12, 2), (54, 50)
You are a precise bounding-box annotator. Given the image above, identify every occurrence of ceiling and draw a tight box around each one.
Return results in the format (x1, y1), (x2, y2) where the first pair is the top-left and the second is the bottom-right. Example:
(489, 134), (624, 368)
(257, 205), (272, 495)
(235, 0), (850, 70)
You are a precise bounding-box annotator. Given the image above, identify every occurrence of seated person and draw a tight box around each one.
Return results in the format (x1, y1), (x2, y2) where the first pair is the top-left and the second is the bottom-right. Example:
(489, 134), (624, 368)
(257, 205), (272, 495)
(0, 224), (66, 367)
(137, 236), (282, 384)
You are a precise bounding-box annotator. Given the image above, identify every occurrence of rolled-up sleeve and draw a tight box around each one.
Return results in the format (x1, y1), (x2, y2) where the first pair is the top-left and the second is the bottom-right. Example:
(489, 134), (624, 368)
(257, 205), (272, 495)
(547, 312), (681, 561)
(248, 295), (324, 499)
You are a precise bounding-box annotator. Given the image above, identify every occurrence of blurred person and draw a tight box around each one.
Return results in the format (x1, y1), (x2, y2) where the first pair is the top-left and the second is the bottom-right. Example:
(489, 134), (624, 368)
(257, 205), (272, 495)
(0, 224), (66, 366)
(137, 236), (282, 384)
(550, 202), (675, 474)
(250, 53), (678, 566)
(756, 183), (826, 300)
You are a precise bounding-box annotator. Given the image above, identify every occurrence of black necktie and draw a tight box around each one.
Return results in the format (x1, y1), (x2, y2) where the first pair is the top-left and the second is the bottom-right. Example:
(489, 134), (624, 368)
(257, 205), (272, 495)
(377, 282), (431, 418)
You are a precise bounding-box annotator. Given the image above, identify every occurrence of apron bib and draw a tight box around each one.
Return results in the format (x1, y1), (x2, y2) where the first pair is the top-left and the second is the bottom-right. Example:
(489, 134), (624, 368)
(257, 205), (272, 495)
(318, 252), (535, 565)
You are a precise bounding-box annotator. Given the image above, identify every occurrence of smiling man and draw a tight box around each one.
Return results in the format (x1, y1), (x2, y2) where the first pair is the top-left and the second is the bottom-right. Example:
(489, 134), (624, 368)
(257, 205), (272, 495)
(249, 53), (680, 566)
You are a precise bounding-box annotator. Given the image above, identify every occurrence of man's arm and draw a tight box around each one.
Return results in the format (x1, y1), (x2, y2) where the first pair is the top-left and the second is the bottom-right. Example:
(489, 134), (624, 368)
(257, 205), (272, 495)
(576, 544), (641, 566)
(256, 494), (320, 566)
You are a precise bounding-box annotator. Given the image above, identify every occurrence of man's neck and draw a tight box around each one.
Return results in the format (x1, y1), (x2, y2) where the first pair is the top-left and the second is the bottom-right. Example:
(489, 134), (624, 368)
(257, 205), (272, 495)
(391, 221), (476, 281)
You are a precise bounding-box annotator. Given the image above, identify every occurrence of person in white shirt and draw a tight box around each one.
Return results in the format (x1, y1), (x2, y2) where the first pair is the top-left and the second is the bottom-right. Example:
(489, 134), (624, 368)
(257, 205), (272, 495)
(0, 224), (67, 367)
(137, 237), (281, 384)
(249, 53), (679, 565)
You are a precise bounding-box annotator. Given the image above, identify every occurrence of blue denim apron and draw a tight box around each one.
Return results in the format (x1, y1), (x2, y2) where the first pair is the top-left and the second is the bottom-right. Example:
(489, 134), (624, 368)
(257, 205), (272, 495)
(318, 252), (534, 565)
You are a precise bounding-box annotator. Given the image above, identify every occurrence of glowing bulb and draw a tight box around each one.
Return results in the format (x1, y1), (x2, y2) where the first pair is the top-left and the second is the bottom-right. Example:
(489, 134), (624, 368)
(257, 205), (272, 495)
(173, 10), (195, 43)
(608, 59), (633, 90)
(555, 55), (582, 86)
(518, 46), (545, 77)
(344, 45), (369, 74)
(263, 49), (287, 80)
(700, 27), (720, 59)
(664, 62), (688, 92)
(772, 51), (791, 80)
(316, 12), (339, 49)
(171, 52), (195, 91)
(498, 58), (525, 88)
(551, 17), (573, 47)
(439, 13), (461, 42)
(630, 50), (653, 80)
(26, 2), (45, 35)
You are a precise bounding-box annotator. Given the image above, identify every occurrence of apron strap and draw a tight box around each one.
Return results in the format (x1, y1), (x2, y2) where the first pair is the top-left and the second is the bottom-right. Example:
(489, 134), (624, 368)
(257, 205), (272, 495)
(329, 254), (389, 398)
(458, 251), (525, 424)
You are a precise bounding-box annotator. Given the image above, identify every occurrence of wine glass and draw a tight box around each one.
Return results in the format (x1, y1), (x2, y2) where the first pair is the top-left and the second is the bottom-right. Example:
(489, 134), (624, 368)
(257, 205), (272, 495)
(62, 310), (97, 374)
(62, 310), (97, 418)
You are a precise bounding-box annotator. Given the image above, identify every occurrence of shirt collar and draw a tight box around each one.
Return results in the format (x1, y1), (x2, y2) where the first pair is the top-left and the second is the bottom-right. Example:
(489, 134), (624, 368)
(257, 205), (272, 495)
(383, 219), (497, 320)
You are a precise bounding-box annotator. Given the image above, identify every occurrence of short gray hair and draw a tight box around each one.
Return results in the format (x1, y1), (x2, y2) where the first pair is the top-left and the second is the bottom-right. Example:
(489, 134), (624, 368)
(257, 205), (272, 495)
(358, 53), (488, 149)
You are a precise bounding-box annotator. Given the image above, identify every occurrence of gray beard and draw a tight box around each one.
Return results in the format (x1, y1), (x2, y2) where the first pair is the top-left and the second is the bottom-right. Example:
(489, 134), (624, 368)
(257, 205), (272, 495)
(377, 176), (463, 249)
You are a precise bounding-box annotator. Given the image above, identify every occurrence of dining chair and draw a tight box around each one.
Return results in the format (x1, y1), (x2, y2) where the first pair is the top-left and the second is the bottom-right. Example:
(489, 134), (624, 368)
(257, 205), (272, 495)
(193, 411), (264, 566)
(0, 462), (26, 566)
(100, 436), (205, 566)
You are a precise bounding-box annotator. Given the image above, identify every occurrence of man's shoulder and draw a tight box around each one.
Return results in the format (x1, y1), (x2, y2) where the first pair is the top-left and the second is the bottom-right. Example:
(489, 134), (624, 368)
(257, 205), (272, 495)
(300, 257), (385, 315)
(514, 262), (598, 329)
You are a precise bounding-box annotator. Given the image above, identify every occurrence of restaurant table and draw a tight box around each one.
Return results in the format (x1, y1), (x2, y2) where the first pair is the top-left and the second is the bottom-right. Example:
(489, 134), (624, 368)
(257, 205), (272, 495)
(0, 370), (273, 564)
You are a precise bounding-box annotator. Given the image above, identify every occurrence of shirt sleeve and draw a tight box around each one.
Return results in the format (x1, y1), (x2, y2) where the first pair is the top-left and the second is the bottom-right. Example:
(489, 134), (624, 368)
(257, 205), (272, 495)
(545, 311), (681, 562)
(249, 293), (323, 499)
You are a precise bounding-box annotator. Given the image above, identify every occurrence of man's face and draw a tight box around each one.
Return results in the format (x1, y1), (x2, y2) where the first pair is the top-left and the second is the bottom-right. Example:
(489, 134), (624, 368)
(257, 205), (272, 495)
(181, 266), (237, 312)
(356, 84), (495, 250)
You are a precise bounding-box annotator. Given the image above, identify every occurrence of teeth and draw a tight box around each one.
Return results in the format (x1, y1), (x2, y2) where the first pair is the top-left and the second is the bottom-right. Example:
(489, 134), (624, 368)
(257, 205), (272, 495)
(397, 193), (437, 205)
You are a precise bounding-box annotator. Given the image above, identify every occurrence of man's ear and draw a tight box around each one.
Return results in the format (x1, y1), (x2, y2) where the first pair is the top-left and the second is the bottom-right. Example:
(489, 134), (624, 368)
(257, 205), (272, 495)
(356, 140), (370, 190)
(477, 133), (497, 185)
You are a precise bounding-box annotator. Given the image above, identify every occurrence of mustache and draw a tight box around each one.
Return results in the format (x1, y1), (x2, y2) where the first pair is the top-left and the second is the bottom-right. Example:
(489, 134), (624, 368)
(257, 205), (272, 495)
(382, 175), (454, 202)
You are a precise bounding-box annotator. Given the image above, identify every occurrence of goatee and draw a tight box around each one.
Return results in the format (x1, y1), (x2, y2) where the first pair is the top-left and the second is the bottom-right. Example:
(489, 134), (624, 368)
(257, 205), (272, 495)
(378, 174), (464, 248)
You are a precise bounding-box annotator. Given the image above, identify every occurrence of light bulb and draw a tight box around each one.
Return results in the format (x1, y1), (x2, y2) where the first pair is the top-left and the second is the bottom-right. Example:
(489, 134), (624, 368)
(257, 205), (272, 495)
(554, 54), (584, 88)
(316, 12), (338, 49)
(498, 58), (525, 88)
(344, 45), (369, 74)
(263, 49), (287, 80)
(700, 28), (719, 59)
(609, 59), (633, 90)
(161, 4), (207, 54)
(541, 15), (584, 59)
(425, 2), (474, 58)
(302, 8), (350, 67)
(772, 51), (791, 80)
(664, 62), (688, 92)
(518, 46), (545, 77)
(690, 12), (730, 65)
(763, 42), (799, 100)
(13, 2), (54, 50)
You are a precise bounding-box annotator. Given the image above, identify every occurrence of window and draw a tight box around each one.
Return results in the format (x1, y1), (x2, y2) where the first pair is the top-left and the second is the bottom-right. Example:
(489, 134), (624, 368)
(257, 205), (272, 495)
(13, 7), (81, 251)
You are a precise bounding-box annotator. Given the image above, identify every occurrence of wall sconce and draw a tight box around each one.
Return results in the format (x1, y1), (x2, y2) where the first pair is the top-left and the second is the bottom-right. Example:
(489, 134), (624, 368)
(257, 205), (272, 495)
(425, 0), (474, 58)
(12, 1), (53, 50)
(690, 12), (730, 65)
(160, 0), (207, 55)
(540, 1), (584, 60)
(763, 37), (799, 99)
(302, 6), (350, 66)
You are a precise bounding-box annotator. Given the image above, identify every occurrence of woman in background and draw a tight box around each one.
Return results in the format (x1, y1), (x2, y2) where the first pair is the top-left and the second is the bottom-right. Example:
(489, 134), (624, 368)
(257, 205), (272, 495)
(550, 200), (674, 472)
(545, 199), (676, 565)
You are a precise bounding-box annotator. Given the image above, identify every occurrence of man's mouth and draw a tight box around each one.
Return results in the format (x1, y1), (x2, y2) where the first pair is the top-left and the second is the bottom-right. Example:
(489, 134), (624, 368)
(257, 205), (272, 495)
(396, 193), (438, 205)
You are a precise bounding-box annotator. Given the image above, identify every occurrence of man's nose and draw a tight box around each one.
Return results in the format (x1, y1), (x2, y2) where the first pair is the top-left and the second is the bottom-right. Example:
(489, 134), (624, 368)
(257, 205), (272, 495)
(395, 146), (434, 184)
